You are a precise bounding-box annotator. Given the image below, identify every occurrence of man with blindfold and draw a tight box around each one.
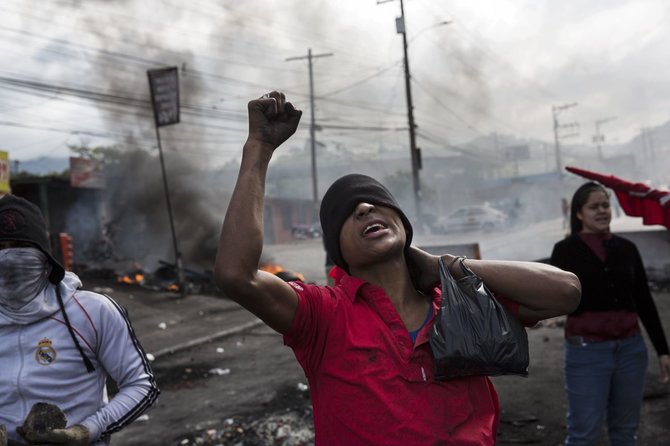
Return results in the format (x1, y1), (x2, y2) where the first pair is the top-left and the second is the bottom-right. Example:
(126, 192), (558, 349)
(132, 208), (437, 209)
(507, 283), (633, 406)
(214, 92), (581, 445)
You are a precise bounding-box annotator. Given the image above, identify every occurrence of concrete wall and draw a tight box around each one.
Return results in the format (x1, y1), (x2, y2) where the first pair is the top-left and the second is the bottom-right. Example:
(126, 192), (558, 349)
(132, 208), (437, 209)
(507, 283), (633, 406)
(618, 229), (670, 282)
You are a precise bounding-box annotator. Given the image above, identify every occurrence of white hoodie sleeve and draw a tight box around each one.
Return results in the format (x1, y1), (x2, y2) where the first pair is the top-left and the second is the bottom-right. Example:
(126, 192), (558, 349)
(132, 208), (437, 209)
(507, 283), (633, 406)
(78, 292), (159, 442)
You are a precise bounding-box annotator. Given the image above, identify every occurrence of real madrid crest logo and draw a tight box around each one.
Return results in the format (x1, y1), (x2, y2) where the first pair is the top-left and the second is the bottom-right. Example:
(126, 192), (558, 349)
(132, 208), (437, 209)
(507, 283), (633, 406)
(35, 338), (57, 365)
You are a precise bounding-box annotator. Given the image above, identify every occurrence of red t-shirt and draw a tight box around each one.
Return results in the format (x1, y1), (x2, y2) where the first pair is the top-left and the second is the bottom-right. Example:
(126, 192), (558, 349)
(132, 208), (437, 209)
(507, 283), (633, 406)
(283, 269), (500, 446)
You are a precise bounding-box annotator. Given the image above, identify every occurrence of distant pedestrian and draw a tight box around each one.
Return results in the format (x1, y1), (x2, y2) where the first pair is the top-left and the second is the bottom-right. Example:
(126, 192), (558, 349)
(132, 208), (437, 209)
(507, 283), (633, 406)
(551, 182), (670, 445)
(214, 91), (581, 445)
(561, 197), (570, 230)
(0, 194), (159, 445)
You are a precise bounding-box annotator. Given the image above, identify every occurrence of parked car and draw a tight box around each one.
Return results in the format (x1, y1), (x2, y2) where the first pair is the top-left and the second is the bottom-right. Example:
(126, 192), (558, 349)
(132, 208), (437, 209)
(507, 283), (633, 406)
(434, 206), (508, 233)
(291, 223), (322, 239)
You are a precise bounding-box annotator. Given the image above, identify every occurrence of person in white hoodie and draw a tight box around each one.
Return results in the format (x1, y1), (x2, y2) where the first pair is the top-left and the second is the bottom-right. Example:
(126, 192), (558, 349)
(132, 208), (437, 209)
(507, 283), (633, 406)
(0, 194), (159, 445)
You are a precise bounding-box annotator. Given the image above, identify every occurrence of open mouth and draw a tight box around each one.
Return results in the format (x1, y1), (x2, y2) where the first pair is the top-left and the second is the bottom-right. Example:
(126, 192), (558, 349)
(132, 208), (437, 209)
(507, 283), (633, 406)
(363, 223), (387, 236)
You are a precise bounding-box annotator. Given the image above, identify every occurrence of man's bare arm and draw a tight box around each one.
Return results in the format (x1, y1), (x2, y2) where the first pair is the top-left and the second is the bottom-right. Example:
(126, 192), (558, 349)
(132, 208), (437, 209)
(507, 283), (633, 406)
(408, 247), (581, 325)
(213, 92), (303, 334)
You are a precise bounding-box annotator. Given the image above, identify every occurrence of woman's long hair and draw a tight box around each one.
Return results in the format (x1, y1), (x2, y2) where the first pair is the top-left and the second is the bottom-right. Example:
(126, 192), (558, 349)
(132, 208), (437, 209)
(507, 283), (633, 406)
(569, 182), (609, 235)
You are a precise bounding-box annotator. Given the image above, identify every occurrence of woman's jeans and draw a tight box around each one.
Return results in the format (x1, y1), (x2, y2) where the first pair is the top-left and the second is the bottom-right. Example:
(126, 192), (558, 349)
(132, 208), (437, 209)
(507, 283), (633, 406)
(564, 334), (648, 446)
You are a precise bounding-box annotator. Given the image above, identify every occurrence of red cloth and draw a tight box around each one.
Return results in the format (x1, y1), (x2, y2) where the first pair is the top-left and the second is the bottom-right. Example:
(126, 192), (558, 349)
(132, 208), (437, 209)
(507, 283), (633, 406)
(614, 190), (670, 228)
(565, 166), (670, 229)
(284, 269), (499, 446)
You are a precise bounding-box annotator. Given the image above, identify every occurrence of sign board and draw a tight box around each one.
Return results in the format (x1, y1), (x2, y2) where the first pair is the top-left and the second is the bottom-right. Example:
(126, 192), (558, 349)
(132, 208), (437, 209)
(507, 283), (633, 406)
(395, 17), (405, 34)
(503, 145), (530, 161)
(70, 157), (105, 189)
(147, 67), (180, 127)
(0, 151), (9, 194)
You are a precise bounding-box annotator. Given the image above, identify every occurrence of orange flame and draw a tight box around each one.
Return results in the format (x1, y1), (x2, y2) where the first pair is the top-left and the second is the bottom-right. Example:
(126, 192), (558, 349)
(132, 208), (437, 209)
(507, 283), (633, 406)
(117, 273), (144, 285)
(260, 263), (305, 282)
(260, 263), (284, 275)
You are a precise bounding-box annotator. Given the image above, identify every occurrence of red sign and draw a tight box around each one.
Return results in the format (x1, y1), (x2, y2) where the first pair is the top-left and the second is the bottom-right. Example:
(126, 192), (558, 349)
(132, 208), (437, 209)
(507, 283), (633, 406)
(70, 157), (105, 189)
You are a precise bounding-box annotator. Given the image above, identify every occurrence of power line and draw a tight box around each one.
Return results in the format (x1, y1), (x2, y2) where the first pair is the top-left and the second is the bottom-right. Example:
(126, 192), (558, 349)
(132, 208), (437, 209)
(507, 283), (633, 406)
(0, 74), (411, 147)
(411, 77), (485, 136)
(0, 75), (248, 120)
(319, 60), (402, 97)
(417, 128), (497, 162)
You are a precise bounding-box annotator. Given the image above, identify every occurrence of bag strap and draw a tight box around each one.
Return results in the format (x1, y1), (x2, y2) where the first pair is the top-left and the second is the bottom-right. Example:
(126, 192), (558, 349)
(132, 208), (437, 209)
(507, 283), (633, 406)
(438, 255), (467, 280)
(437, 256), (450, 280)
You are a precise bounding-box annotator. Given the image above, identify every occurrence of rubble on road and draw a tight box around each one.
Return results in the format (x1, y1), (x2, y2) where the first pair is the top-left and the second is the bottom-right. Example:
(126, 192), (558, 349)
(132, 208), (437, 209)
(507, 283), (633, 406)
(177, 408), (314, 446)
(177, 384), (314, 446)
(530, 316), (565, 329)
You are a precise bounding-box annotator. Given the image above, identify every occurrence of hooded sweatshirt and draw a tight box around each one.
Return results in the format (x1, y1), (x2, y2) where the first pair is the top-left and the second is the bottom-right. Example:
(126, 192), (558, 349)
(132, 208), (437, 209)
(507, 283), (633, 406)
(0, 272), (159, 445)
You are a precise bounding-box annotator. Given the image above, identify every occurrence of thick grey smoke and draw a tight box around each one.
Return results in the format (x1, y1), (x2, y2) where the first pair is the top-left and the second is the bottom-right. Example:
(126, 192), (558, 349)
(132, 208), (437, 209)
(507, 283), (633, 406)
(60, 1), (234, 271)
(102, 149), (222, 269)
(22, 0), (670, 272)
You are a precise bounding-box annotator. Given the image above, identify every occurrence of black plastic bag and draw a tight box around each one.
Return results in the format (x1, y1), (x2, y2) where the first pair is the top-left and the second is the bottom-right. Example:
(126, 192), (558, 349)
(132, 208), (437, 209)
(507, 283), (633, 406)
(430, 256), (529, 380)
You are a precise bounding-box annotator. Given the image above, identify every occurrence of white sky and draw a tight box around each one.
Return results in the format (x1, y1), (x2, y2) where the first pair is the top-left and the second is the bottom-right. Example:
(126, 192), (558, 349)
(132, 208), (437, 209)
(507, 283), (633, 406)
(1, 0), (668, 166)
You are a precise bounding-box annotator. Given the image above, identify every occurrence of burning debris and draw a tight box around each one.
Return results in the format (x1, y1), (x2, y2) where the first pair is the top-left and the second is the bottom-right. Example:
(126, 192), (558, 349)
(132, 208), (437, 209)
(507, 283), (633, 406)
(259, 262), (305, 283)
(117, 273), (145, 285)
(117, 262), (145, 285)
(112, 256), (308, 296)
(115, 260), (218, 295)
(259, 252), (306, 283)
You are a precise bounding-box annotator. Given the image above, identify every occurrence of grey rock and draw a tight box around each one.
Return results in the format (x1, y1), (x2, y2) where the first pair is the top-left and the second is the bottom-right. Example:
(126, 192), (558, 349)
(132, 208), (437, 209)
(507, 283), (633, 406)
(22, 402), (67, 435)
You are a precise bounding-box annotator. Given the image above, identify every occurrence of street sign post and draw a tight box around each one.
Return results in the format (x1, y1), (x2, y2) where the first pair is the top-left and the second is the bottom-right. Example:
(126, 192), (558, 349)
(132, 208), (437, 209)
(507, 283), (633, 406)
(147, 66), (186, 298)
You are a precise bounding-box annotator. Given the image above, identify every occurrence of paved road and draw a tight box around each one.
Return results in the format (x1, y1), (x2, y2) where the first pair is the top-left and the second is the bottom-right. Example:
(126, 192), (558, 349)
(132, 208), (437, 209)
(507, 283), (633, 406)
(84, 279), (303, 446)
(105, 281), (669, 446)
(102, 215), (669, 445)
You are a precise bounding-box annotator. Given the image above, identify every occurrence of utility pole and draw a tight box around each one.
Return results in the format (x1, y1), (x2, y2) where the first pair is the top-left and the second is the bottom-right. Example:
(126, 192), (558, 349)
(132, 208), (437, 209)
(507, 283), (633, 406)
(552, 103), (579, 173)
(396, 0), (422, 222)
(593, 116), (616, 160)
(286, 49), (333, 221)
(640, 126), (656, 163)
(492, 131), (502, 176)
(378, 1), (449, 222)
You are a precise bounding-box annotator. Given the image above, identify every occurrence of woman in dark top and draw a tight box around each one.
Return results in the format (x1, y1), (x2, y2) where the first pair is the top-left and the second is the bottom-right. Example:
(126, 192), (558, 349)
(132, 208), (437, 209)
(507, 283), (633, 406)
(551, 181), (670, 446)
